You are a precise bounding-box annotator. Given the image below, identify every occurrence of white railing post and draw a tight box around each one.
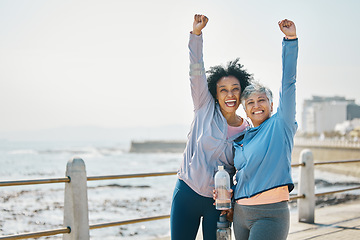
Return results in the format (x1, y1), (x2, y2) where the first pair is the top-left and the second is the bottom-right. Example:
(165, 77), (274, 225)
(63, 158), (90, 240)
(298, 149), (315, 223)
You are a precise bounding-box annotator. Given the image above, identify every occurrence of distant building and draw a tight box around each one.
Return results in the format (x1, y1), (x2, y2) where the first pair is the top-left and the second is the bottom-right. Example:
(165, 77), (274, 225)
(347, 103), (360, 120)
(302, 96), (360, 134)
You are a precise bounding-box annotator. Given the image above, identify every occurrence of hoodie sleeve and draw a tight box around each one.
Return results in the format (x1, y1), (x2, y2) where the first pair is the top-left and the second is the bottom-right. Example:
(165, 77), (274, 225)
(277, 38), (298, 130)
(188, 33), (214, 110)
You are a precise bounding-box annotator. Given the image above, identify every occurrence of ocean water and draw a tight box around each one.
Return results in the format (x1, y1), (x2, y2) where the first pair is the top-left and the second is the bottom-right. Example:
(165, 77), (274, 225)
(0, 140), (180, 239)
(1, 140), (359, 239)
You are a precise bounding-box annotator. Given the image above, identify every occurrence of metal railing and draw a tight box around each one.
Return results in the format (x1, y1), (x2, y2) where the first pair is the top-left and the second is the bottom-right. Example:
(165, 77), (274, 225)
(0, 168), (178, 240)
(290, 159), (360, 199)
(0, 177), (70, 187)
(312, 160), (360, 196)
(0, 150), (359, 239)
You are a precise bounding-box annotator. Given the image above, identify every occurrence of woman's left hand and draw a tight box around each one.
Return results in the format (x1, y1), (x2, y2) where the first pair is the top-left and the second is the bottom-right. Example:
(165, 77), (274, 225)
(278, 19), (297, 39)
(221, 208), (234, 222)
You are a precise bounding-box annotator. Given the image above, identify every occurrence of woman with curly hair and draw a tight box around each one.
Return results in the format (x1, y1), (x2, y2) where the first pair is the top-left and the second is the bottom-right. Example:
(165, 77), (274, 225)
(170, 14), (252, 240)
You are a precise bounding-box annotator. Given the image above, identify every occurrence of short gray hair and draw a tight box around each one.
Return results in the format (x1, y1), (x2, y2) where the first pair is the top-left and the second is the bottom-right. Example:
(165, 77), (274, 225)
(241, 82), (273, 108)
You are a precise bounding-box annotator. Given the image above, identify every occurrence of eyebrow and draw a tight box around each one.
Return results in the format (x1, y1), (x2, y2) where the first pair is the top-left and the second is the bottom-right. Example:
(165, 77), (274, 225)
(246, 96), (267, 102)
(217, 83), (240, 88)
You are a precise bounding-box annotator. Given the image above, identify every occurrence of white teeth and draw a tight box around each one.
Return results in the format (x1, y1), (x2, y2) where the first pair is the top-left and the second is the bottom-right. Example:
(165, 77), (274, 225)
(254, 111), (263, 114)
(225, 99), (236, 107)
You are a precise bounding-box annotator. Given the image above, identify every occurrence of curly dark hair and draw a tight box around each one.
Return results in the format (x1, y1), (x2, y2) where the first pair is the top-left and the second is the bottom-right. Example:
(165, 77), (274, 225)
(207, 58), (253, 100)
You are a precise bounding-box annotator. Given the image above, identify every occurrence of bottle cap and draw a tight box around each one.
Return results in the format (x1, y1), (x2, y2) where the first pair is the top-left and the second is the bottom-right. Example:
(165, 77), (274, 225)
(218, 165), (224, 171)
(217, 214), (230, 228)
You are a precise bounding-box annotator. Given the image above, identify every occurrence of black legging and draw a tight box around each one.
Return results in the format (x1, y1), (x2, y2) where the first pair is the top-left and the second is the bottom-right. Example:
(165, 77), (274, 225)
(170, 179), (221, 240)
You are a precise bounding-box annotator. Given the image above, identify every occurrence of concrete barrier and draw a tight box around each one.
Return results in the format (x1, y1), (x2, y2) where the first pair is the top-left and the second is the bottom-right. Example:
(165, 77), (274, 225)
(63, 158), (90, 240)
(298, 149), (315, 223)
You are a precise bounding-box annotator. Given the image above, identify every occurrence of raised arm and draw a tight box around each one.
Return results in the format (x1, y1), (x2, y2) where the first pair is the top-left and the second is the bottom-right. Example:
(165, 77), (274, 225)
(189, 14), (213, 110)
(277, 19), (298, 128)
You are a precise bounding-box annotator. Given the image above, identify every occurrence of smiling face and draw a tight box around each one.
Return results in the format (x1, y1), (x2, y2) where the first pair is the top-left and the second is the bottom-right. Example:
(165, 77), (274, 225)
(216, 76), (241, 115)
(244, 92), (273, 127)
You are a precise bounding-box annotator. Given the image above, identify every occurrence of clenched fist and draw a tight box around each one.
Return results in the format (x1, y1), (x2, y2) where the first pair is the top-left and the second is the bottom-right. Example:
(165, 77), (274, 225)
(193, 14), (209, 36)
(278, 19), (297, 39)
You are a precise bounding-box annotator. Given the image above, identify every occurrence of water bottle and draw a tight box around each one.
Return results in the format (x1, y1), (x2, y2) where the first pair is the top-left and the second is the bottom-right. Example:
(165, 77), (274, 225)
(214, 165), (231, 210)
(216, 214), (231, 240)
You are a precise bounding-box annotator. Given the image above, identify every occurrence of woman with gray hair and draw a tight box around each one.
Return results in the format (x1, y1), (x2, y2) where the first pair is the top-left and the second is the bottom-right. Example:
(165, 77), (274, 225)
(231, 19), (299, 239)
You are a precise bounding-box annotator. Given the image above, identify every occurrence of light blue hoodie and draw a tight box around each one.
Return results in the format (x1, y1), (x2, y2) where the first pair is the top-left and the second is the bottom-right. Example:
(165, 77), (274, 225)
(233, 38), (299, 200)
(178, 33), (248, 198)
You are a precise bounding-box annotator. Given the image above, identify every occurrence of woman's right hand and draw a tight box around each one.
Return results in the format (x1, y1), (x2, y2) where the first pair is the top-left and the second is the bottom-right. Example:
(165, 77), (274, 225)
(213, 189), (234, 222)
(192, 14), (208, 35)
(213, 188), (233, 201)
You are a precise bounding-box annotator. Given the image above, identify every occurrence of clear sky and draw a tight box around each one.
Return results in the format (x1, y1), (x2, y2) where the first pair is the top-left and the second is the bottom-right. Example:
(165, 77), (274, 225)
(1, 0), (359, 132)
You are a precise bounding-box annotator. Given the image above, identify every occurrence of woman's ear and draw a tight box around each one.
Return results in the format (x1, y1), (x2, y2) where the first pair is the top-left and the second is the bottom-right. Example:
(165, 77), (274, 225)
(270, 102), (274, 112)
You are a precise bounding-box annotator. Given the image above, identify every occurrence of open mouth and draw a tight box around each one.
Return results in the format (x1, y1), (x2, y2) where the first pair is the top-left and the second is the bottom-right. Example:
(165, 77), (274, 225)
(225, 99), (236, 107)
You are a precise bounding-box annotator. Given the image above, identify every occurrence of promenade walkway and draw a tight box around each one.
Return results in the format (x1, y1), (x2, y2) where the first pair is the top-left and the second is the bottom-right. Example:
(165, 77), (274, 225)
(156, 199), (360, 240)
(288, 199), (360, 240)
